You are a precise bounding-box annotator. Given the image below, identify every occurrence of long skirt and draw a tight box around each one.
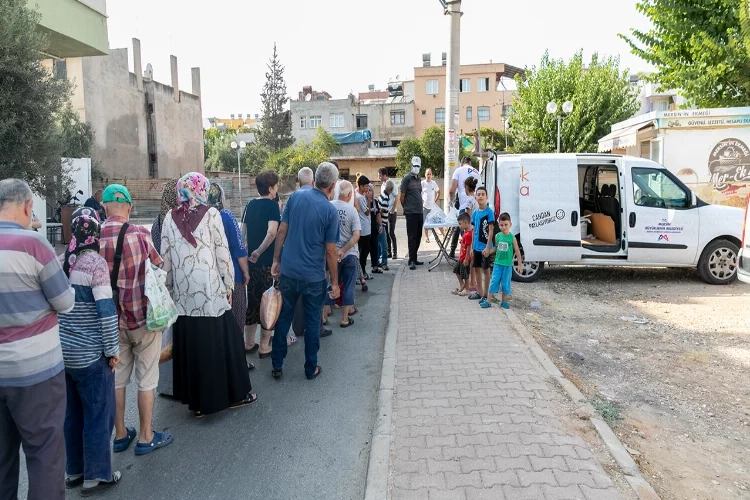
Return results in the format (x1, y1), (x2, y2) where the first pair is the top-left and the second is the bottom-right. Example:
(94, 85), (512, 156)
(231, 281), (247, 332)
(173, 311), (251, 415)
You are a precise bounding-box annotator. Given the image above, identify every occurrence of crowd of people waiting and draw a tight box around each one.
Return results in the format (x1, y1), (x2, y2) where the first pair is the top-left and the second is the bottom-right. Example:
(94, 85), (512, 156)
(0, 155), (446, 499)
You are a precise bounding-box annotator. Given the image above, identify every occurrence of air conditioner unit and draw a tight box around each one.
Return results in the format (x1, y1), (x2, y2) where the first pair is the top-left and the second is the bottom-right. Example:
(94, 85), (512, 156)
(368, 84), (375, 91)
(422, 53), (431, 67)
(442, 52), (447, 66)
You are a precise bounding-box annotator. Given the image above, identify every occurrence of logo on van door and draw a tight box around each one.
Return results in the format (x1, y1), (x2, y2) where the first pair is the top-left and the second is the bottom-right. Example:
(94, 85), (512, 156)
(658, 234), (670, 242)
(709, 138), (750, 191)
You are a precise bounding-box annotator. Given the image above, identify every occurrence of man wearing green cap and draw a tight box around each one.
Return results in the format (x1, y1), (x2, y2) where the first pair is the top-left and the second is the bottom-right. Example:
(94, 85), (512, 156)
(99, 184), (174, 456)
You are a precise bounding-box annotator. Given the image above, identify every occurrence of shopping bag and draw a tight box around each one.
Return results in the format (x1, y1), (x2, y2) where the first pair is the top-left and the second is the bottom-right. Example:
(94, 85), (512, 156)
(159, 325), (173, 363)
(144, 258), (178, 332)
(259, 281), (282, 330)
(425, 206), (447, 226)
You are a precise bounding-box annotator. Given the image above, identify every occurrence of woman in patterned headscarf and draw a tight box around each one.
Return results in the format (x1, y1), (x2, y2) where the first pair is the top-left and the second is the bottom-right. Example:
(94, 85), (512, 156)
(161, 172), (257, 418)
(207, 182), (251, 346)
(150, 179), (179, 255)
(57, 210), (123, 493)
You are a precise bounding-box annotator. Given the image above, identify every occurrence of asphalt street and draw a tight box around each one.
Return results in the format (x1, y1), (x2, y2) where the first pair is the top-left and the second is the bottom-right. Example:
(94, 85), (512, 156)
(17, 266), (397, 500)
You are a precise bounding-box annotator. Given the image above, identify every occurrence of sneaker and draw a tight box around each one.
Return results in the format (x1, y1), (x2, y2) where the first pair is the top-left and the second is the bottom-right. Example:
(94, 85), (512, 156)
(500, 302), (510, 309)
(468, 292), (481, 300)
(415, 261), (424, 266)
(479, 299), (491, 308)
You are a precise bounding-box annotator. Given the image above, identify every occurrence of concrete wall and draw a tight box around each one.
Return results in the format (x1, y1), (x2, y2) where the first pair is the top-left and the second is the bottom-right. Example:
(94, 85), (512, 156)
(414, 63), (514, 137)
(291, 97), (357, 143)
(75, 48), (203, 181)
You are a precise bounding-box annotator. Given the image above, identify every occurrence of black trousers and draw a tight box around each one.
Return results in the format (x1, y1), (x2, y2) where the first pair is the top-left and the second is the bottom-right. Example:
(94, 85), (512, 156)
(370, 213), (379, 267)
(387, 213), (397, 257)
(450, 226), (460, 255)
(405, 213), (424, 264)
(358, 234), (371, 275)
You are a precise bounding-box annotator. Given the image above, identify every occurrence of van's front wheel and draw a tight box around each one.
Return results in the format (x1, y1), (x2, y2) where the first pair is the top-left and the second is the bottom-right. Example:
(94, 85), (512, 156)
(512, 238), (544, 283)
(698, 239), (739, 285)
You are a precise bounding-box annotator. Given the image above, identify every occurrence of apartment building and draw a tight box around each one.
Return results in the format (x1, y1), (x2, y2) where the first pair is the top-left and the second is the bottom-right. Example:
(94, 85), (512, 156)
(290, 87), (357, 143)
(413, 55), (523, 136)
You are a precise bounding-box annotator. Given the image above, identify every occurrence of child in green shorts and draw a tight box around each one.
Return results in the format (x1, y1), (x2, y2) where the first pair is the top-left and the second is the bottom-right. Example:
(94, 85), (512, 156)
(487, 212), (523, 309)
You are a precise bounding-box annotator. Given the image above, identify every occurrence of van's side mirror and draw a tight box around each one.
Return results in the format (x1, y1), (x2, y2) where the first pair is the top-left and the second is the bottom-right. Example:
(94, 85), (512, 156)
(691, 192), (697, 208)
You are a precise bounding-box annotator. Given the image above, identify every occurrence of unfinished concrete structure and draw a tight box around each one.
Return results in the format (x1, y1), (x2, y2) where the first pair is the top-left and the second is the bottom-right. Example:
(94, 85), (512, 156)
(60, 39), (204, 180)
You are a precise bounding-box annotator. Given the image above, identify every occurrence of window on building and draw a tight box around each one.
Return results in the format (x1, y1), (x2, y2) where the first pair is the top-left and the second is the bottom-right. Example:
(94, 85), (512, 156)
(391, 110), (406, 125)
(460, 78), (471, 93)
(300, 116), (307, 129)
(316, 95), (325, 100)
(477, 77), (490, 92)
(502, 105), (512, 117)
(435, 108), (446, 123)
(330, 113), (344, 128)
(421, 110), (427, 116)
(53, 59), (67, 80)
(426, 80), (439, 95)
(356, 114), (368, 129)
(309, 115), (322, 128)
(655, 101), (669, 112)
(478, 106), (490, 121)
(466, 106), (473, 123)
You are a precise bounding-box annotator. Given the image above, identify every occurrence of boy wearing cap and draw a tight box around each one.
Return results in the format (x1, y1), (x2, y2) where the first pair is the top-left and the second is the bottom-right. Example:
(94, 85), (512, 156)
(99, 184), (173, 456)
(400, 156), (424, 270)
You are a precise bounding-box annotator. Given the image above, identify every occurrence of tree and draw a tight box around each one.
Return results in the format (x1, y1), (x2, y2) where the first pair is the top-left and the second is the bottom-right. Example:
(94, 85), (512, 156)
(0, 0), (72, 197)
(257, 43), (294, 153)
(421, 125), (445, 177)
(204, 128), (237, 172)
(57, 104), (94, 158)
(395, 137), (425, 176)
(510, 51), (639, 154)
(266, 127), (341, 176)
(621, 0), (750, 107)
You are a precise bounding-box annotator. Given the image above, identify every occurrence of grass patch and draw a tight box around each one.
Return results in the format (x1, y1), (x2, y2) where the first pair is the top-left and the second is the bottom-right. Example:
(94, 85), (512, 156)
(589, 398), (622, 426)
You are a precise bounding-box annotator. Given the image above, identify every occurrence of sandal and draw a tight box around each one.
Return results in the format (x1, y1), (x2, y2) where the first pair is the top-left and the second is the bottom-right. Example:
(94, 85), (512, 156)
(112, 427), (136, 453)
(258, 350), (272, 359)
(451, 288), (461, 295)
(362, 284), (368, 292)
(287, 335), (297, 345)
(349, 307), (358, 316)
(457, 290), (468, 297)
(247, 362), (255, 371)
(245, 343), (259, 354)
(307, 366), (322, 380)
(80, 471), (121, 497)
(230, 393), (258, 408)
(134, 430), (173, 456)
(194, 411), (204, 419)
(372, 268), (383, 274)
(272, 368), (283, 379)
(340, 318), (354, 328)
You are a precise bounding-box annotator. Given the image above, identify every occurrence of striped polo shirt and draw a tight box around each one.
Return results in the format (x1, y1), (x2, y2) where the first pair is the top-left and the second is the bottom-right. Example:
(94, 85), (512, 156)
(58, 252), (119, 369)
(0, 221), (75, 387)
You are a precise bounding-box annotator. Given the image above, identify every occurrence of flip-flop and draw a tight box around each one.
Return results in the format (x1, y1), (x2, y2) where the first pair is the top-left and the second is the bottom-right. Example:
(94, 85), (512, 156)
(112, 427), (136, 453)
(247, 362), (255, 371)
(306, 366), (322, 380)
(245, 343), (259, 354)
(349, 307), (358, 316)
(340, 318), (354, 328)
(258, 350), (272, 359)
(80, 471), (122, 497)
(134, 430), (173, 456)
(230, 393), (259, 408)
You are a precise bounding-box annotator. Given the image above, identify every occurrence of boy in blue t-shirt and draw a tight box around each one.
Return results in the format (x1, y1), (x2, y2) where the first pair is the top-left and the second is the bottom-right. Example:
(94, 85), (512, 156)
(469, 186), (494, 308)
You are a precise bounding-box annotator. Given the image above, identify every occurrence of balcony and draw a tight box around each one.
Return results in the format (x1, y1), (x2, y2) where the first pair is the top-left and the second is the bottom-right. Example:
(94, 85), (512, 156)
(28, 0), (109, 58)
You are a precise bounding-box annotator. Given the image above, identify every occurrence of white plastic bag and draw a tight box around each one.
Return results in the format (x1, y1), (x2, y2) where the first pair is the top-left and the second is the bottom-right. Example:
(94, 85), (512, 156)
(144, 258), (178, 332)
(444, 207), (459, 225)
(425, 206), (447, 226)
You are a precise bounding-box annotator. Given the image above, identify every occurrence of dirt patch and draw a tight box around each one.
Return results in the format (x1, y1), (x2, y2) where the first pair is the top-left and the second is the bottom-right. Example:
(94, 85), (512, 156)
(511, 266), (750, 499)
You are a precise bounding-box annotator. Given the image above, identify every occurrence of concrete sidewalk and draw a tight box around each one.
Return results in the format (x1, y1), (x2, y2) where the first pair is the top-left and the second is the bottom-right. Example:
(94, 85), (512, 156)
(388, 263), (624, 500)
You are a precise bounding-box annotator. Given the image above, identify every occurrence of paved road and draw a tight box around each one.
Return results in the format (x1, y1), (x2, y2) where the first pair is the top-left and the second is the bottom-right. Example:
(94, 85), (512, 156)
(18, 268), (396, 500)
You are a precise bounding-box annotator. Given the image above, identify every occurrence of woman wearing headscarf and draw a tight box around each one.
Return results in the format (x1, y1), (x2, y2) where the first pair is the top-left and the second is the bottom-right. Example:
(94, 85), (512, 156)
(161, 172), (256, 418)
(151, 179), (179, 254)
(207, 182), (252, 352)
(57, 207), (122, 494)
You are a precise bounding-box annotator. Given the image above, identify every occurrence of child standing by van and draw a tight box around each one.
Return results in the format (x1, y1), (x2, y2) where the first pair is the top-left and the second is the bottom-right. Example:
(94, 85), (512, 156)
(452, 212), (473, 295)
(470, 187), (494, 307)
(487, 212), (523, 309)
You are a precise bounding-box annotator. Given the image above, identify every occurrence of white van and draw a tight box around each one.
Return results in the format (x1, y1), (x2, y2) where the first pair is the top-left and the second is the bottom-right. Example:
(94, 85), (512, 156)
(738, 197), (750, 284)
(482, 153), (744, 285)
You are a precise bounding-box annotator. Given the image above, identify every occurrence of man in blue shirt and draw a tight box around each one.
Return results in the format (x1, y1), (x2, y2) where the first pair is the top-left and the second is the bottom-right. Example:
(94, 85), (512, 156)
(270, 162), (340, 380)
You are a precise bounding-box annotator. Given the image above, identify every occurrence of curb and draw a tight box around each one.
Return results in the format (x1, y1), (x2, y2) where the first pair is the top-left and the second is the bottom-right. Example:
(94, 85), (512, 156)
(363, 264), (402, 500)
(503, 308), (660, 500)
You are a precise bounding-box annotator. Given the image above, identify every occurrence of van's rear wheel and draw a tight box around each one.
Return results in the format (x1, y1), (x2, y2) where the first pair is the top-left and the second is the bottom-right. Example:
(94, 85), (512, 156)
(698, 239), (738, 285)
(512, 238), (544, 283)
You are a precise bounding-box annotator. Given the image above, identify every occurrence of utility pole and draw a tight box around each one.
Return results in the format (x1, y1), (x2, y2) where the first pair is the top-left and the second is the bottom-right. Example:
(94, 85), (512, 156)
(442, 0), (461, 213)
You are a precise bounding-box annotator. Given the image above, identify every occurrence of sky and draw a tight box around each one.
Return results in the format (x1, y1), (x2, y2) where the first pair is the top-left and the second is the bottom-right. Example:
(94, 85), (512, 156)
(106, 0), (654, 124)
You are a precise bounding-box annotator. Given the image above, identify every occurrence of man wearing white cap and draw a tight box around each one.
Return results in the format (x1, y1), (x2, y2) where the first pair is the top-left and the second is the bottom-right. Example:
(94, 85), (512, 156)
(400, 156), (425, 270)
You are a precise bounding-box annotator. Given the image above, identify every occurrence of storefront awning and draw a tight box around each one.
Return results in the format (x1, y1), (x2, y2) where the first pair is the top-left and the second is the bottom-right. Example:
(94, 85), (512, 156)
(597, 123), (652, 152)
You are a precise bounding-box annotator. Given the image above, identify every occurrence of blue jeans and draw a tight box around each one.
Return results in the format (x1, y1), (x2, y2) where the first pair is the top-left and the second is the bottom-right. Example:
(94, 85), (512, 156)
(64, 356), (115, 481)
(378, 229), (388, 266)
(325, 255), (358, 307)
(272, 275), (327, 377)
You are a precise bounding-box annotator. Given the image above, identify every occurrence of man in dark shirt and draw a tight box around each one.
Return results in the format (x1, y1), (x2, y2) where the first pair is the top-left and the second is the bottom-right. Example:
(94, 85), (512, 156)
(270, 162), (340, 380)
(84, 189), (106, 221)
(400, 156), (424, 270)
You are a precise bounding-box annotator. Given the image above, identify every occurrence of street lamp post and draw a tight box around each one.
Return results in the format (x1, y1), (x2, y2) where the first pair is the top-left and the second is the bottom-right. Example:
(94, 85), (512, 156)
(441, 0), (461, 213)
(546, 101), (573, 153)
(230, 140), (247, 209)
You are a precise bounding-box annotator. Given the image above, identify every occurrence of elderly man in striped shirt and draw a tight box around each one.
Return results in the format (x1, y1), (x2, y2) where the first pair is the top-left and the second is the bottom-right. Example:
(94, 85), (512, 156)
(0, 179), (75, 500)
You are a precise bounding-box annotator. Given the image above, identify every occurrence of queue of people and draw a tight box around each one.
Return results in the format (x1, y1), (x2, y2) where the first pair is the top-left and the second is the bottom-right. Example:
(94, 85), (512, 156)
(0, 158), (429, 498)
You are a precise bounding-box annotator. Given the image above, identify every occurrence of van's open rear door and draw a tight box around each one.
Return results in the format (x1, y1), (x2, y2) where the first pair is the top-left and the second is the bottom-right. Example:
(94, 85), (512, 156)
(519, 155), (582, 262)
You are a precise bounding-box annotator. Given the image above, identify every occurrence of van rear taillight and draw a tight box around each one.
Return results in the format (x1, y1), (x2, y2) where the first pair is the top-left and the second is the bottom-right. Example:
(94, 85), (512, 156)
(743, 196), (750, 249)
